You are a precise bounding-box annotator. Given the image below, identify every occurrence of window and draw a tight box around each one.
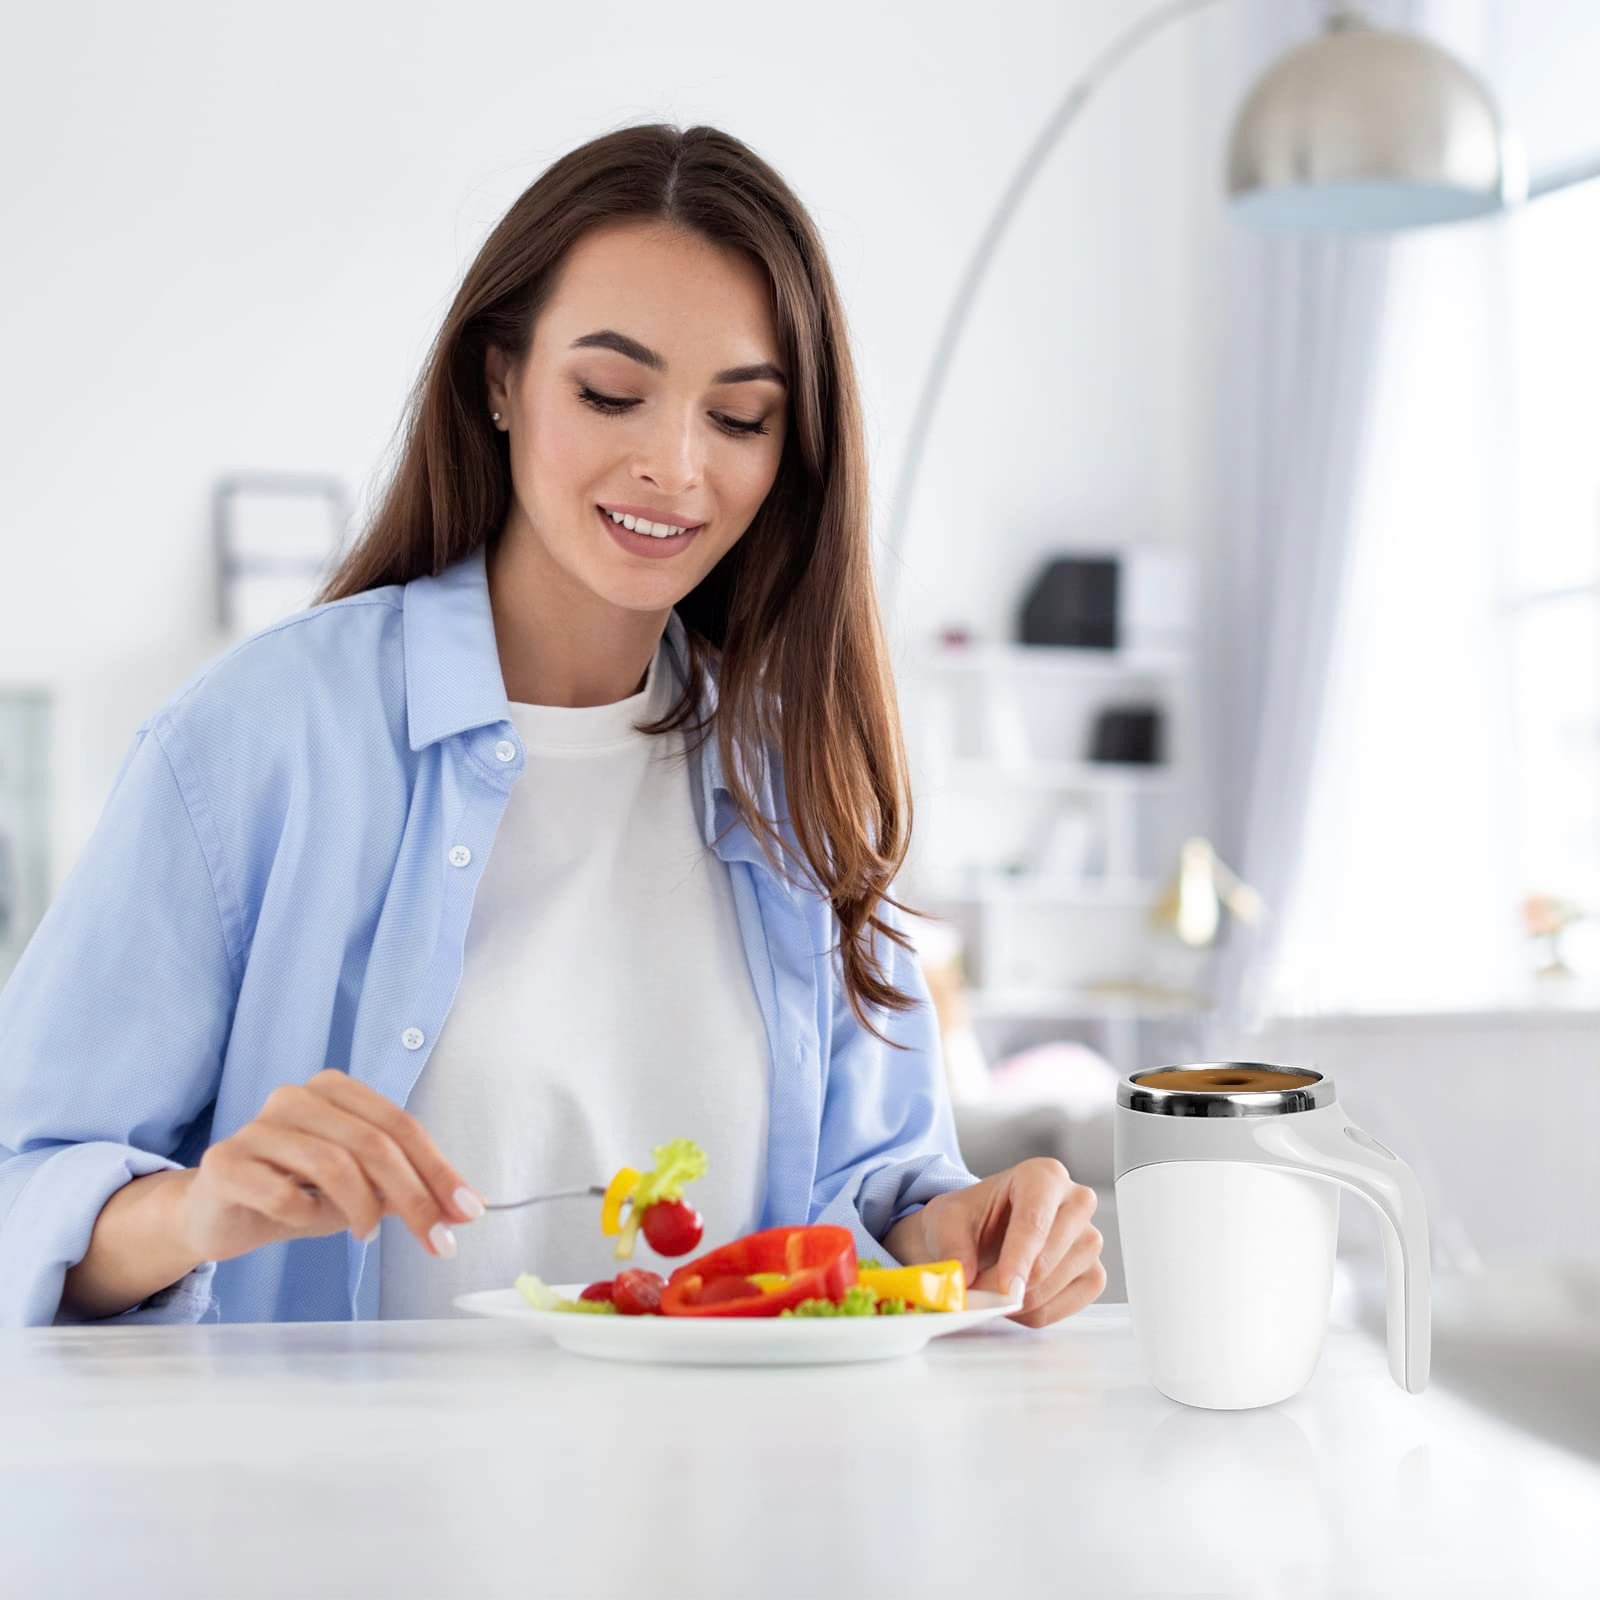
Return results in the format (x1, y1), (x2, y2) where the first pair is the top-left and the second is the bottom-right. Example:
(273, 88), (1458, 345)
(1263, 182), (1600, 1015)
(1503, 182), (1600, 978)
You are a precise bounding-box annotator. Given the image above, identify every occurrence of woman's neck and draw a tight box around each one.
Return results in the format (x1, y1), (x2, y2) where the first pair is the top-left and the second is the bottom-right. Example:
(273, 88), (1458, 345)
(486, 532), (665, 708)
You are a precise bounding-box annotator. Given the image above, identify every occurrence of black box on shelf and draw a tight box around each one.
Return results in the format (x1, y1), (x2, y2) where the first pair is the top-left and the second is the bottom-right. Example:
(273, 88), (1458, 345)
(1018, 556), (1119, 648)
(1089, 705), (1164, 764)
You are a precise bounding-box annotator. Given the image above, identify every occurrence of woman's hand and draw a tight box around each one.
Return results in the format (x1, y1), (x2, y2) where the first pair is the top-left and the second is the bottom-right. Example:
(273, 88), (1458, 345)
(882, 1157), (1105, 1328)
(178, 1069), (484, 1266)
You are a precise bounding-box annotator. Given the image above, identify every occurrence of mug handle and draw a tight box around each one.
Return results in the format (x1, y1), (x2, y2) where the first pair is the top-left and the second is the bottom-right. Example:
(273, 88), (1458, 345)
(1254, 1112), (1431, 1394)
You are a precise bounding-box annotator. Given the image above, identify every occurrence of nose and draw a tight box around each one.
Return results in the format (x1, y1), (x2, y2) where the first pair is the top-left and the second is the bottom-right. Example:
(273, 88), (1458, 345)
(633, 404), (703, 495)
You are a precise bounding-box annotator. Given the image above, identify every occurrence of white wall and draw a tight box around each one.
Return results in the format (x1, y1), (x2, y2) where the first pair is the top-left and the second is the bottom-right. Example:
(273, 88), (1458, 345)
(8, 0), (1596, 878)
(3, 0), (1249, 890)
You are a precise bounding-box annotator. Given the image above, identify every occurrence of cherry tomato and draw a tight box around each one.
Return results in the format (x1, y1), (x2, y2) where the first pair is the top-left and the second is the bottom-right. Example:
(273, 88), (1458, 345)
(611, 1268), (666, 1316)
(578, 1280), (615, 1303)
(641, 1198), (704, 1257)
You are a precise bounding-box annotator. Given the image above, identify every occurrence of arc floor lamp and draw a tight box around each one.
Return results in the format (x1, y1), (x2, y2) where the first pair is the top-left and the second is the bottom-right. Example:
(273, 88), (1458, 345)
(879, 0), (1600, 605)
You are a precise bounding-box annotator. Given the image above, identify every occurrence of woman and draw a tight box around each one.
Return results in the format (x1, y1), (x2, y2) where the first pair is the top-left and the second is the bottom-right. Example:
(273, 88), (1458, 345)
(0, 124), (1104, 1329)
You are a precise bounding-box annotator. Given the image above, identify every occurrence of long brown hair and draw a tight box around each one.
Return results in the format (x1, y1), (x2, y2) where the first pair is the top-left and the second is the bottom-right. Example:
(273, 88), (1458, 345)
(314, 123), (926, 1044)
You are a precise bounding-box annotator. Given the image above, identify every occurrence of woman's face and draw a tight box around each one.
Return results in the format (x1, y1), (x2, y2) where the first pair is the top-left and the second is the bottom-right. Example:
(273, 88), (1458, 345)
(486, 219), (789, 617)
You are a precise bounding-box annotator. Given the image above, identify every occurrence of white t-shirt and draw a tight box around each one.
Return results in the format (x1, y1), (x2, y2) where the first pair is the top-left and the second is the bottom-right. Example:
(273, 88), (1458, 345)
(378, 634), (771, 1317)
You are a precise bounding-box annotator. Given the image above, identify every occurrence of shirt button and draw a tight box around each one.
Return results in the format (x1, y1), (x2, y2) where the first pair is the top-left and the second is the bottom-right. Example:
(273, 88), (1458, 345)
(448, 845), (472, 867)
(494, 740), (517, 763)
(401, 1027), (425, 1050)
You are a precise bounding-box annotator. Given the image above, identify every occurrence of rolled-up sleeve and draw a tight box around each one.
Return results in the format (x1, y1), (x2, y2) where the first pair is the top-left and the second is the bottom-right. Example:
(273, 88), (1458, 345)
(809, 897), (976, 1264)
(0, 718), (237, 1326)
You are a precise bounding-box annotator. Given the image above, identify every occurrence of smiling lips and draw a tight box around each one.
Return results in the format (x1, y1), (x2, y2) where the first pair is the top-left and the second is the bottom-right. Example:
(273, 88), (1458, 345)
(596, 504), (704, 559)
(596, 503), (704, 536)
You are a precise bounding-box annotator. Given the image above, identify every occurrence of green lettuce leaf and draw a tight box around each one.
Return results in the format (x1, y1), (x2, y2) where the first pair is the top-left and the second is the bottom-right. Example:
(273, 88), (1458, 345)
(630, 1139), (709, 1210)
(780, 1284), (883, 1318)
(514, 1272), (618, 1315)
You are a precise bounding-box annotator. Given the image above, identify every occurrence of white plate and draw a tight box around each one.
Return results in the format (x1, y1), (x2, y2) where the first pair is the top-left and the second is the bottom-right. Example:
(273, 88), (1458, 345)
(453, 1283), (1024, 1366)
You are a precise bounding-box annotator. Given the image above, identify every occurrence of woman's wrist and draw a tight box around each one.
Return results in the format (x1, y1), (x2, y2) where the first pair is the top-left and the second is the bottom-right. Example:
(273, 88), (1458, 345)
(61, 1167), (208, 1320)
(165, 1166), (209, 1263)
(881, 1209), (927, 1266)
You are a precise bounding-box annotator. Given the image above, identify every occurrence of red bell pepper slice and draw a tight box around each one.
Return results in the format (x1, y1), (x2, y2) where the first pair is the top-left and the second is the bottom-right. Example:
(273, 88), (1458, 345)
(658, 1224), (858, 1317)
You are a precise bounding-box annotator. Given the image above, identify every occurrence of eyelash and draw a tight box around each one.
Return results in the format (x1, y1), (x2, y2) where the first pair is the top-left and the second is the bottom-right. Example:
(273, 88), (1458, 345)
(576, 384), (771, 439)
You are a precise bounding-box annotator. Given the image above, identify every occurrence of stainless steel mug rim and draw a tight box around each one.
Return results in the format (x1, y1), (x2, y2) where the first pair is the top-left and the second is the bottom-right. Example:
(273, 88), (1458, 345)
(1118, 1062), (1336, 1118)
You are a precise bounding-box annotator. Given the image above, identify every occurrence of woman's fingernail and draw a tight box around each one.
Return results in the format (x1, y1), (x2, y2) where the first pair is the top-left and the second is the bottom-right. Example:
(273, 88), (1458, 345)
(1008, 1275), (1027, 1303)
(359, 1224), (380, 1244)
(429, 1222), (458, 1259)
(453, 1186), (486, 1221)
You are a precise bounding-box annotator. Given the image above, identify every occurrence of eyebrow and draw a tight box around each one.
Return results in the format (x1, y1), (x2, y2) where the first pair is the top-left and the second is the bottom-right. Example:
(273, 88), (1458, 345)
(569, 328), (787, 390)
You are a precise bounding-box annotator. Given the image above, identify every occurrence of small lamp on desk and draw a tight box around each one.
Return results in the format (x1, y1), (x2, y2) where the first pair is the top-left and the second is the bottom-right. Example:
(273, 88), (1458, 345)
(1151, 836), (1267, 949)
(1145, 837), (1267, 1000)
(1075, 839), (1268, 1012)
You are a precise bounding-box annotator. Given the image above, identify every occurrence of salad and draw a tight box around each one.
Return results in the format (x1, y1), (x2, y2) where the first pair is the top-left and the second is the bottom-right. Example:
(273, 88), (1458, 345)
(599, 1137), (707, 1260)
(513, 1139), (968, 1319)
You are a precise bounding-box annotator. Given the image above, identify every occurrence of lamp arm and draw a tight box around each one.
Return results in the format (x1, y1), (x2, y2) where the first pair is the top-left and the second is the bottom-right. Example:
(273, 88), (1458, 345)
(877, 0), (1229, 613)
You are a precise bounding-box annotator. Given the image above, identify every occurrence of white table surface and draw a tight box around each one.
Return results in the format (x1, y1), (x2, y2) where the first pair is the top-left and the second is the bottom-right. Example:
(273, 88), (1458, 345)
(3, 1303), (1596, 1599)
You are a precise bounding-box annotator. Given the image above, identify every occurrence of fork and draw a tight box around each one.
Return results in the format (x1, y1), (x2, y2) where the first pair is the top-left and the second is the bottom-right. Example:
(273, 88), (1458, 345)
(295, 1182), (608, 1214)
(480, 1184), (609, 1213)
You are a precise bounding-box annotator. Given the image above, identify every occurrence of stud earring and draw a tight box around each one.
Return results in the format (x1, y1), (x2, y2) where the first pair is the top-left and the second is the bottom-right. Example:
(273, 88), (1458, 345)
(491, 411), (502, 424)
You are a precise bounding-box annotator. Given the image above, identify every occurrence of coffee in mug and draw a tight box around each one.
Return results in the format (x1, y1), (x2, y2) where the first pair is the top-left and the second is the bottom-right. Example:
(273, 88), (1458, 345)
(1133, 1065), (1320, 1094)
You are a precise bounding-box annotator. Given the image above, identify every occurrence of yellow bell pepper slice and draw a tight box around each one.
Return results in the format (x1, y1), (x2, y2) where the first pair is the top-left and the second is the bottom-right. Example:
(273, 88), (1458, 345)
(746, 1272), (790, 1294)
(858, 1261), (968, 1313)
(600, 1167), (641, 1237)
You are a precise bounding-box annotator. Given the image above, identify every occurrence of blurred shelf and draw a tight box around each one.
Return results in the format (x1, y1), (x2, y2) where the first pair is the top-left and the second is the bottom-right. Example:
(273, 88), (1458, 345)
(969, 984), (1211, 1022)
(919, 871), (1162, 906)
(929, 758), (1175, 793)
(905, 631), (1198, 1075)
(919, 642), (1187, 677)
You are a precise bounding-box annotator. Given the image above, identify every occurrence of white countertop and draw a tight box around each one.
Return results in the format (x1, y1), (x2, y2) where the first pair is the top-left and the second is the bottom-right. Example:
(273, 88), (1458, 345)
(3, 1304), (1596, 1598)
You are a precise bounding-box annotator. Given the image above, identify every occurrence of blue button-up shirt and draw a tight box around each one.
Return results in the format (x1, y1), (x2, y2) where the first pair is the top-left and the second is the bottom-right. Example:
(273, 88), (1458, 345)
(0, 546), (975, 1326)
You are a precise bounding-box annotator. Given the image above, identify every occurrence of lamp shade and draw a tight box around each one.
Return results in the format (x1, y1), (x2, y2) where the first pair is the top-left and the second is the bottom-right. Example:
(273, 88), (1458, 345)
(1226, 18), (1527, 231)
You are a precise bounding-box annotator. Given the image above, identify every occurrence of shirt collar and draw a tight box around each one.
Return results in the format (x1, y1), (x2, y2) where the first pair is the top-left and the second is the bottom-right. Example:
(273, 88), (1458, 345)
(401, 544), (784, 864)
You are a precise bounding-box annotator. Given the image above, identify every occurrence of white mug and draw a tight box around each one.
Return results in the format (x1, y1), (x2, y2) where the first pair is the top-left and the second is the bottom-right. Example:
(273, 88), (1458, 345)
(1113, 1062), (1430, 1410)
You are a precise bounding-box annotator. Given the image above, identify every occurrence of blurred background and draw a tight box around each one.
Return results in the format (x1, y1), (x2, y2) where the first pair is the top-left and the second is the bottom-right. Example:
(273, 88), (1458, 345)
(3, 0), (1597, 1430)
